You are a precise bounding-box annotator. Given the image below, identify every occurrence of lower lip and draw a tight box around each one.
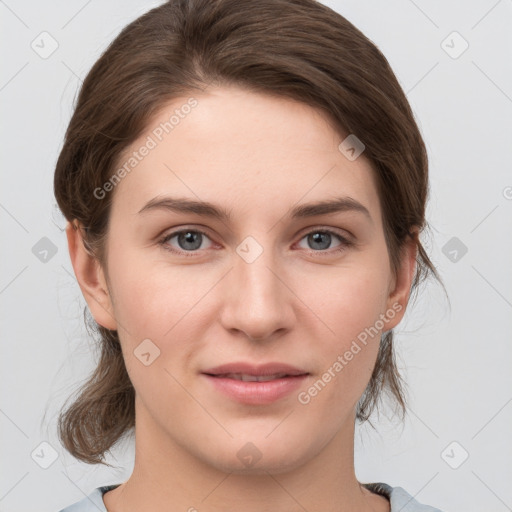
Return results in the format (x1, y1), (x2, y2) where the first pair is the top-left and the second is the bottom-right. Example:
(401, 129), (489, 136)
(202, 374), (309, 405)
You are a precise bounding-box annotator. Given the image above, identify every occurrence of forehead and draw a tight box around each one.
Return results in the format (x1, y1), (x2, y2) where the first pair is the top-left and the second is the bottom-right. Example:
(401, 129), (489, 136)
(109, 86), (381, 224)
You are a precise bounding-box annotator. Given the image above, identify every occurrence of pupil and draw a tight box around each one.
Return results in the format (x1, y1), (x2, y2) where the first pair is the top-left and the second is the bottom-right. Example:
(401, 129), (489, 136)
(179, 231), (202, 250)
(310, 232), (330, 250)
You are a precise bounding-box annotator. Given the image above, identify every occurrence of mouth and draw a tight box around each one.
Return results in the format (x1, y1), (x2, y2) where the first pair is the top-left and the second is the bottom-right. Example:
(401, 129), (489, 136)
(209, 372), (295, 382)
(202, 361), (308, 377)
(201, 362), (310, 405)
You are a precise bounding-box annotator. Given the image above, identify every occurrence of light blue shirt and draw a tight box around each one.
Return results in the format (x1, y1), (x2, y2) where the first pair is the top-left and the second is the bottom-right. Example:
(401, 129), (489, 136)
(58, 482), (444, 511)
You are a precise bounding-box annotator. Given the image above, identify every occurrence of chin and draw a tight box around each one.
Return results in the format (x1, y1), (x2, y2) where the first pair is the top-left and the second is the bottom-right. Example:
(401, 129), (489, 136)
(197, 433), (318, 476)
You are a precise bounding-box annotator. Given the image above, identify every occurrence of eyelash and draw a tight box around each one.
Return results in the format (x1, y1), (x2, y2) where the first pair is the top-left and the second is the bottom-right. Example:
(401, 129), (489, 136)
(158, 227), (354, 258)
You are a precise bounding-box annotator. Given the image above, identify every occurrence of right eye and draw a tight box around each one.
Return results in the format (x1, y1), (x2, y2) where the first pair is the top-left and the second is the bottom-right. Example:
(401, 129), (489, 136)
(158, 228), (215, 256)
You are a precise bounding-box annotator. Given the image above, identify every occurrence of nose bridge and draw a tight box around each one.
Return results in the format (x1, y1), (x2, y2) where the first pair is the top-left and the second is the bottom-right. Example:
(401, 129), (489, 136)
(221, 234), (292, 340)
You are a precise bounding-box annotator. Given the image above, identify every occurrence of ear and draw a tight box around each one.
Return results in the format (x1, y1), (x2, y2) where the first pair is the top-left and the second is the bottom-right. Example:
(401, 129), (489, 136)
(384, 229), (418, 330)
(65, 221), (118, 331)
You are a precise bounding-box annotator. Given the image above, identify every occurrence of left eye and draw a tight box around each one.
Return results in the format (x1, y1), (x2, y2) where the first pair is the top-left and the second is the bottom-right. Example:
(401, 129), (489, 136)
(297, 230), (350, 252)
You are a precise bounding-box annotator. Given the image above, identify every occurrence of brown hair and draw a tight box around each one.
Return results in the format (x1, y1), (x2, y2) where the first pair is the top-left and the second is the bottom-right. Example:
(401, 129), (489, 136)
(54, 0), (442, 465)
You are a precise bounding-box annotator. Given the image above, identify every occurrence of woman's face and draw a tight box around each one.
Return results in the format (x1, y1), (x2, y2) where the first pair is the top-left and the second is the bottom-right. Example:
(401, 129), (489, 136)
(73, 85), (415, 474)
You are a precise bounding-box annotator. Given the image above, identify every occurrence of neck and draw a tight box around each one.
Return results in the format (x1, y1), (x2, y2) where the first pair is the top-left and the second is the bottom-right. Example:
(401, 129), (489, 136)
(103, 400), (388, 512)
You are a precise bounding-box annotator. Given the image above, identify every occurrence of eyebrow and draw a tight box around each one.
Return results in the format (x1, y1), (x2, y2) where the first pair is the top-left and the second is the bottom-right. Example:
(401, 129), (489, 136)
(138, 195), (372, 223)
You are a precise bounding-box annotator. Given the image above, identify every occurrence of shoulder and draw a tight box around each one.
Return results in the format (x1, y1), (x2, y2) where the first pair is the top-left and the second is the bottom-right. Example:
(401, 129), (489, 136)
(363, 482), (445, 512)
(57, 484), (121, 512)
(60, 481), (445, 512)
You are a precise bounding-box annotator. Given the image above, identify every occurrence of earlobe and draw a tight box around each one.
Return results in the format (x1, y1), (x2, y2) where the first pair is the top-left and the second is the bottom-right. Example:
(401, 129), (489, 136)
(65, 221), (118, 331)
(385, 232), (418, 330)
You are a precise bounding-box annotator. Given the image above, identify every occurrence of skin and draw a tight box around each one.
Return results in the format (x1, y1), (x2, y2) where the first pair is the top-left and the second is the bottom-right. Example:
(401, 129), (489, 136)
(67, 85), (417, 512)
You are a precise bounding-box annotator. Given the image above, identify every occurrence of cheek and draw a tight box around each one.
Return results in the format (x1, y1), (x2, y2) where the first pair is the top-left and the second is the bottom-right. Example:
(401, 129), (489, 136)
(292, 259), (390, 405)
(104, 247), (203, 386)
(108, 244), (207, 337)
(297, 258), (391, 342)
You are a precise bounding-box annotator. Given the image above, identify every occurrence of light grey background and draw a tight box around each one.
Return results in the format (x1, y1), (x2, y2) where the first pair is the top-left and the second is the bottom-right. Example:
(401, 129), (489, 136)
(1, 1), (511, 511)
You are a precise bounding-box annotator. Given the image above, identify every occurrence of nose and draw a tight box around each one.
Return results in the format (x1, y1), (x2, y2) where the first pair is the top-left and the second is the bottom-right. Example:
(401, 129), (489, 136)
(219, 241), (295, 342)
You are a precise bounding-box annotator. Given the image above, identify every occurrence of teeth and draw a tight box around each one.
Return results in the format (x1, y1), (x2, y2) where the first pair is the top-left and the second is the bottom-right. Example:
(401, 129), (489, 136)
(222, 373), (288, 382)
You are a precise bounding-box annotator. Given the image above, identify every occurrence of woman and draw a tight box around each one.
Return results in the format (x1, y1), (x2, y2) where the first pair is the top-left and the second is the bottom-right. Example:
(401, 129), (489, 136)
(55, 0), (445, 510)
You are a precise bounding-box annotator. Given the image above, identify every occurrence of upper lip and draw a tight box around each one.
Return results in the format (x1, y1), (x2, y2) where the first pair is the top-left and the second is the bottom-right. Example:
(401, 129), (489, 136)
(202, 362), (309, 377)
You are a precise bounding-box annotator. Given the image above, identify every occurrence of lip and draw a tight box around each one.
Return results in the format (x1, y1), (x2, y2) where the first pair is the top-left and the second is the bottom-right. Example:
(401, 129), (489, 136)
(201, 362), (309, 405)
(203, 362), (308, 377)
